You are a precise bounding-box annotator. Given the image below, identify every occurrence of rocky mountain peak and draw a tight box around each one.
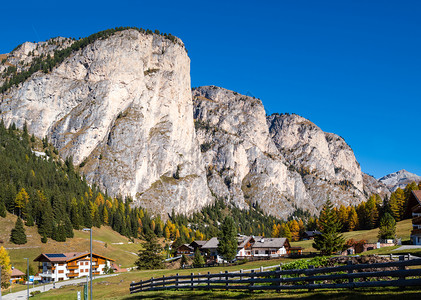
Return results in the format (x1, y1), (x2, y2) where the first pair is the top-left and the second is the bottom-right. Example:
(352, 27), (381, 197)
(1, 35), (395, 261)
(379, 169), (421, 191)
(0, 29), (391, 219)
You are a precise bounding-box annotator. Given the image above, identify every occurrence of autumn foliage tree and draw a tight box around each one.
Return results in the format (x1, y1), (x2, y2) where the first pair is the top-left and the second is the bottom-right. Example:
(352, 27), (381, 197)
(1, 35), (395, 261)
(0, 246), (12, 288)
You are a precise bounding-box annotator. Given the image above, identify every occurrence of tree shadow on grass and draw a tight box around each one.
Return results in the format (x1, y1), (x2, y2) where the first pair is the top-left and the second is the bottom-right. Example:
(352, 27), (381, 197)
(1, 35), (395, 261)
(125, 288), (421, 300)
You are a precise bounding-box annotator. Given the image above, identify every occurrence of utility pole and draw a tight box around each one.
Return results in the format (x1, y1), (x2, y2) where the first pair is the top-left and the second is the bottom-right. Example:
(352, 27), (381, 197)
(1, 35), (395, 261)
(24, 258), (29, 300)
(0, 265), (2, 300)
(84, 228), (93, 300)
(90, 228), (92, 300)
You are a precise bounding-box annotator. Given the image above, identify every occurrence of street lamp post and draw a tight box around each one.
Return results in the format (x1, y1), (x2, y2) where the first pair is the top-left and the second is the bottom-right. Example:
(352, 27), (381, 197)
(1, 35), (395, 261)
(24, 258), (29, 300)
(83, 228), (93, 300)
(0, 264), (2, 300)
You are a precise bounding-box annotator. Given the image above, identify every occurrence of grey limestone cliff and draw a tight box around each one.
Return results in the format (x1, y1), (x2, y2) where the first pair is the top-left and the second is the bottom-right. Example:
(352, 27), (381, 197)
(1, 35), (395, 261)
(0, 30), (389, 219)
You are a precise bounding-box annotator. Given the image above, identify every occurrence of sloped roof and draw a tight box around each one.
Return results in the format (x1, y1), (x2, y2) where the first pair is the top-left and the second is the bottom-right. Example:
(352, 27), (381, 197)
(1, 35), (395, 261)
(11, 268), (25, 277)
(304, 231), (321, 237)
(201, 237), (218, 249)
(34, 252), (115, 263)
(201, 236), (254, 250)
(190, 240), (207, 247)
(413, 190), (421, 204)
(177, 244), (193, 251)
(251, 237), (288, 248)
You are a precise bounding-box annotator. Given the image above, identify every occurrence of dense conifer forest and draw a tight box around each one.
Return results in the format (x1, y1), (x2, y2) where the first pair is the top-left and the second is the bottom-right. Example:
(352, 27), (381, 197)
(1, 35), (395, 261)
(0, 122), (290, 245)
(0, 121), (419, 247)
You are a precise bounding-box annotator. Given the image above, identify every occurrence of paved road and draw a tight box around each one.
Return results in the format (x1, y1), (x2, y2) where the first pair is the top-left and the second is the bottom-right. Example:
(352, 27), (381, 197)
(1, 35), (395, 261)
(2, 274), (119, 300)
(393, 245), (421, 251)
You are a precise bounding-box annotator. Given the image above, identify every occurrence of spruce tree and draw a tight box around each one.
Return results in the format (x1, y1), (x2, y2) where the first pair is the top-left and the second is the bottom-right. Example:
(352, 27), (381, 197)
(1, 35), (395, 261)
(135, 234), (164, 270)
(217, 216), (238, 262)
(10, 217), (27, 244)
(0, 200), (6, 218)
(192, 247), (205, 268)
(313, 198), (345, 255)
(378, 213), (396, 240)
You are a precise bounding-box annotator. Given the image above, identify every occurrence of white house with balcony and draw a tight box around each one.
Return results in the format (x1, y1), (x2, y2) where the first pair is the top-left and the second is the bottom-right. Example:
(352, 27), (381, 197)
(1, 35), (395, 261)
(34, 252), (115, 282)
(201, 235), (291, 262)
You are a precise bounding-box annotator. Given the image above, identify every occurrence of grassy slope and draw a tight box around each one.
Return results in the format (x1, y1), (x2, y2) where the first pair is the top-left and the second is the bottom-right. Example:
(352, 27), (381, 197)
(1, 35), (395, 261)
(0, 213), (141, 273)
(30, 258), (421, 300)
(291, 219), (413, 252)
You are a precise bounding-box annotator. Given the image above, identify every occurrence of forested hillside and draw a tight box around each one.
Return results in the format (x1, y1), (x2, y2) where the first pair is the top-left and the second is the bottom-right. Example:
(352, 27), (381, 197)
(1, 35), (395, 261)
(0, 121), (147, 242)
(0, 122), (297, 245)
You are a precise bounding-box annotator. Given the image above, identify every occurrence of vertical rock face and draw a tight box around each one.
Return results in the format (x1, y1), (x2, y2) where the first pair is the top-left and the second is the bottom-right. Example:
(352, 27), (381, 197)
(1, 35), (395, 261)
(0, 29), (213, 216)
(0, 30), (390, 219)
(192, 86), (317, 219)
(267, 113), (366, 208)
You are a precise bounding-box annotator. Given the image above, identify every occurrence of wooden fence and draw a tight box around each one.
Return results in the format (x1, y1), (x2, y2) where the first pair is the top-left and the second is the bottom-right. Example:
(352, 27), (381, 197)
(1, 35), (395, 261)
(130, 256), (421, 294)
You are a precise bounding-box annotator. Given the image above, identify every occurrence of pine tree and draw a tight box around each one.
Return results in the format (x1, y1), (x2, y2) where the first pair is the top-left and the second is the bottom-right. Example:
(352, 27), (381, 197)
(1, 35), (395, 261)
(281, 223), (292, 239)
(0, 246), (12, 289)
(348, 207), (359, 231)
(192, 247), (205, 268)
(378, 212), (396, 240)
(0, 200), (6, 218)
(313, 198), (345, 255)
(289, 220), (300, 242)
(389, 188), (405, 221)
(10, 217), (27, 244)
(217, 216), (238, 262)
(14, 188), (29, 218)
(366, 195), (379, 229)
(271, 224), (280, 238)
(135, 234), (164, 270)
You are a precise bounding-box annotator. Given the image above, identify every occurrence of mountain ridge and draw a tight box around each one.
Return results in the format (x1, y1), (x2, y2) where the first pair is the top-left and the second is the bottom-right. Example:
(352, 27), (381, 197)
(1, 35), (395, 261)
(379, 169), (421, 191)
(0, 29), (390, 219)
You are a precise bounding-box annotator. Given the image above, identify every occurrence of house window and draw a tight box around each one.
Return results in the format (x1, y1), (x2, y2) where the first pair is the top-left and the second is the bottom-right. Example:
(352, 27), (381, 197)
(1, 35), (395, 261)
(58, 270), (64, 274)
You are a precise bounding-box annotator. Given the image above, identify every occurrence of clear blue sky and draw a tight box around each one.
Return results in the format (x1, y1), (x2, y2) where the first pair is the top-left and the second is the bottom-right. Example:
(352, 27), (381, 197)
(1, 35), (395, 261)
(1, 0), (420, 178)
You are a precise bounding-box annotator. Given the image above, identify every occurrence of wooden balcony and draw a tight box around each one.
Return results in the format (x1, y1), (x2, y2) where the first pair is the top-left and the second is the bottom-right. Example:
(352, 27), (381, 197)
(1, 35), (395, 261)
(412, 205), (421, 213)
(68, 272), (79, 278)
(412, 215), (421, 225)
(411, 228), (421, 235)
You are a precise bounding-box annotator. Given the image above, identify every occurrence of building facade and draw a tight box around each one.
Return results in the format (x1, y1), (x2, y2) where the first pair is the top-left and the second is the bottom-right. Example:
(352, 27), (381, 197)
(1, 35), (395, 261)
(409, 190), (421, 245)
(33, 252), (114, 282)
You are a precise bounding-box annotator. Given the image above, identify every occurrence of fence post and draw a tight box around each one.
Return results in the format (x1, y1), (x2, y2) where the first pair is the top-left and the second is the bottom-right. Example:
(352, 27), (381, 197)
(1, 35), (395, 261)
(390, 253), (393, 260)
(207, 272), (210, 289)
(140, 280), (143, 291)
(347, 260), (354, 289)
(162, 275), (165, 289)
(176, 273), (179, 291)
(240, 269), (243, 281)
(399, 256), (406, 290)
(225, 270), (229, 290)
(308, 265), (314, 292)
(151, 277), (154, 291)
(220, 271), (223, 282)
(250, 269), (255, 290)
(277, 263), (282, 293)
(260, 266), (263, 273)
(191, 273), (194, 288)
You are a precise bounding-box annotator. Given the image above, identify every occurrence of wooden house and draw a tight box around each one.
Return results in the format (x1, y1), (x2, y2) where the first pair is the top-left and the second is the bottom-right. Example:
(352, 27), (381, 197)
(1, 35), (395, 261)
(33, 252), (114, 282)
(409, 190), (421, 245)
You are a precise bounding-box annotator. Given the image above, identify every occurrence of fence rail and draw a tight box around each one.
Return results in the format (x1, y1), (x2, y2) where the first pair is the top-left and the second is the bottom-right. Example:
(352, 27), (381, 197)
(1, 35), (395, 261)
(130, 256), (421, 294)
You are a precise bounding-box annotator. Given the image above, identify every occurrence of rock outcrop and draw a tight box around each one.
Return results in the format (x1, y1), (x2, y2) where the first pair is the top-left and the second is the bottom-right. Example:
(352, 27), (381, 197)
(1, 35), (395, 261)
(0, 29), (390, 219)
(0, 29), (213, 216)
(193, 86), (316, 219)
(379, 169), (421, 191)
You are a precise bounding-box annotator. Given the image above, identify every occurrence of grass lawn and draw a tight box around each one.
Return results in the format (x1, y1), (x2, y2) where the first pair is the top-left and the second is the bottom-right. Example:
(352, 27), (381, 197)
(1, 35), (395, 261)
(291, 219), (413, 251)
(0, 213), (141, 273)
(30, 258), (292, 299)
